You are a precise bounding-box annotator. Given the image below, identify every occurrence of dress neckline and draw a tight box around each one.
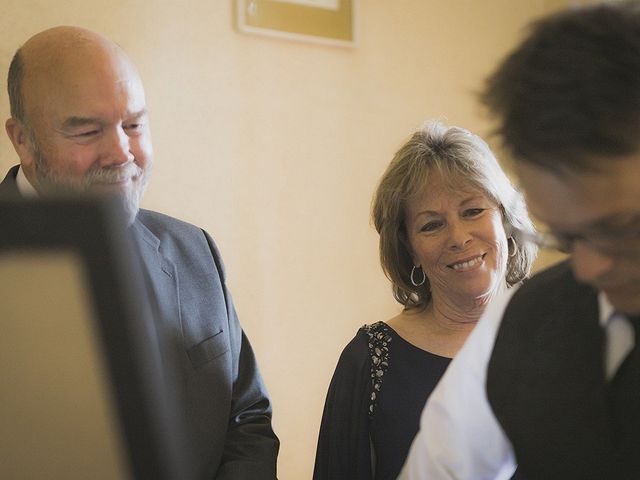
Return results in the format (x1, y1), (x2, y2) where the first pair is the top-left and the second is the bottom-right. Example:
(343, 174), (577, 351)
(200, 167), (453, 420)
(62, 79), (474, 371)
(379, 321), (453, 360)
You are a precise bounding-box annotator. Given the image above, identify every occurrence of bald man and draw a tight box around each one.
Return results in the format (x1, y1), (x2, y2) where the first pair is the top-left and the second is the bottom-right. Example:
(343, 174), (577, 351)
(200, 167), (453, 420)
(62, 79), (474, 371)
(1, 27), (279, 479)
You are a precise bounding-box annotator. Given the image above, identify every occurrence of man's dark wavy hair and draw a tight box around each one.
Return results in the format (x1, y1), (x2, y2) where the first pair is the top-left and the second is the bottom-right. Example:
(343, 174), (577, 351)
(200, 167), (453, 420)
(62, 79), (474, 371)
(483, 1), (640, 174)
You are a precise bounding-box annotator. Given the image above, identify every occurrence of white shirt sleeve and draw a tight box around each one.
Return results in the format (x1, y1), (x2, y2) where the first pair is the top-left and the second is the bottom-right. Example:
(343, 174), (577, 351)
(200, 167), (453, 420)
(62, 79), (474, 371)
(398, 288), (519, 480)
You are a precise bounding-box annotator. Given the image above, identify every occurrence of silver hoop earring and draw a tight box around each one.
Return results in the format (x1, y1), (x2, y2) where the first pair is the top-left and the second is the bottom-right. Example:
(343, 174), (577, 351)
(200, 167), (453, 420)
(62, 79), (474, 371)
(508, 237), (517, 258)
(410, 265), (426, 287)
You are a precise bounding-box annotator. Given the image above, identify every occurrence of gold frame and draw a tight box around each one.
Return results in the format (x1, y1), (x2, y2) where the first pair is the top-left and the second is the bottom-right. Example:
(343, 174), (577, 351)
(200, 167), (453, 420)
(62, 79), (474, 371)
(236, 0), (355, 47)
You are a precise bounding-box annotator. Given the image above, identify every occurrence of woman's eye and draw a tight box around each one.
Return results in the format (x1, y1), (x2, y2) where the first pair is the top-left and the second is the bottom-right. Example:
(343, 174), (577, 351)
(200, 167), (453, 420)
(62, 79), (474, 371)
(463, 208), (485, 217)
(420, 221), (443, 232)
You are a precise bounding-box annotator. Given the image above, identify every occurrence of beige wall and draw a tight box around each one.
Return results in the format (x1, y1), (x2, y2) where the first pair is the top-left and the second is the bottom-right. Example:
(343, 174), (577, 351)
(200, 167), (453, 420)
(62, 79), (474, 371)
(0, 1), (567, 478)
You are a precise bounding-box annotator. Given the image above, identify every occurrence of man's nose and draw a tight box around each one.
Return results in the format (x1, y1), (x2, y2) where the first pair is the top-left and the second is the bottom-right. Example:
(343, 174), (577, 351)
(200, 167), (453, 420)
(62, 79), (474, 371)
(571, 240), (615, 285)
(102, 126), (133, 167)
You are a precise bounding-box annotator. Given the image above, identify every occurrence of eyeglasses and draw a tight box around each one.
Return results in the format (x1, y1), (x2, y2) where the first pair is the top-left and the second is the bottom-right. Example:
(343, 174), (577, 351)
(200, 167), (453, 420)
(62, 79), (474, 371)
(511, 212), (640, 256)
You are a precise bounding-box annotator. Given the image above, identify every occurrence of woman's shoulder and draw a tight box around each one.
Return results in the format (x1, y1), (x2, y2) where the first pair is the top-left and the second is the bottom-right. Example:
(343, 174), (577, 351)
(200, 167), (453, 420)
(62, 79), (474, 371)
(360, 321), (394, 348)
(336, 321), (392, 366)
(360, 320), (391, 336)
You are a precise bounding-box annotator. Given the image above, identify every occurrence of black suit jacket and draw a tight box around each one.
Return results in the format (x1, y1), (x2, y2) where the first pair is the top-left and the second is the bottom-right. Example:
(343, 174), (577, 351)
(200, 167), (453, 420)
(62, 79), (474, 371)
(0, 166), (279, 479)
(487, 261), (639, 479)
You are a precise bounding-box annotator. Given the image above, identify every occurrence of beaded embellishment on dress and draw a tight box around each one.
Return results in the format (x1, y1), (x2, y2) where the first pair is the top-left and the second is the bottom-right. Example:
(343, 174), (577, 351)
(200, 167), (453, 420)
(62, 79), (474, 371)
(363, 321), (392, 417)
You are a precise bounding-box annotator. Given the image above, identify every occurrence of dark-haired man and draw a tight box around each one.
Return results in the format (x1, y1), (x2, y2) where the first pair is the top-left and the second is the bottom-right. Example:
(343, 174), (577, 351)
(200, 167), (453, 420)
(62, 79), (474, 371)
(1, 26), (279, 479)
(400, 2), (640, 478)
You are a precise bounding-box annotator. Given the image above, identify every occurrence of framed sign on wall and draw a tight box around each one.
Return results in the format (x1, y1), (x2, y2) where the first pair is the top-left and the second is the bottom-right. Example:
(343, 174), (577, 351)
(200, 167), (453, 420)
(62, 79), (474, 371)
(236, 0), (355, 47)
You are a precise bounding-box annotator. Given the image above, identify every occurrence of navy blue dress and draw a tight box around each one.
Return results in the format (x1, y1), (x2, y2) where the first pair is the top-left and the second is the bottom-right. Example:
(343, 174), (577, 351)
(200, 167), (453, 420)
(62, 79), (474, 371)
(314, 321), (451, 480)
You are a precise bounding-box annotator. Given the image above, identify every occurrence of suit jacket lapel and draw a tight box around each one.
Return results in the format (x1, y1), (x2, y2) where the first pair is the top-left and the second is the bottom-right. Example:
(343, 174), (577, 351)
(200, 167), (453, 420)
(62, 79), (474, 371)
(130, 218), (182, 337)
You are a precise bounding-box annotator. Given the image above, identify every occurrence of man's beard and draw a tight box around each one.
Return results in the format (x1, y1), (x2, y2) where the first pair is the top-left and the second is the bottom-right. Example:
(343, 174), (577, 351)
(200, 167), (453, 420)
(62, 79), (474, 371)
(32, 143), (150, 225)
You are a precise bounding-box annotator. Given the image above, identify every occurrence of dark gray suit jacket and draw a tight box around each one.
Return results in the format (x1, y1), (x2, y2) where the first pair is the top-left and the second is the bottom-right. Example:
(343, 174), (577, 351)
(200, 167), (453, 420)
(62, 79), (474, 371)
(0, 166), (279, 479)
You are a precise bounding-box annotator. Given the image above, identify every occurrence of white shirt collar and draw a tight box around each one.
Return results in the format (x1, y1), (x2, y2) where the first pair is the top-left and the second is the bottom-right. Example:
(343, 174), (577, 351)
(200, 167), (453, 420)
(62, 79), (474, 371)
(599, 291), (635, 378)
(598, 292), (614, 327)
(16, 166), (38, 197)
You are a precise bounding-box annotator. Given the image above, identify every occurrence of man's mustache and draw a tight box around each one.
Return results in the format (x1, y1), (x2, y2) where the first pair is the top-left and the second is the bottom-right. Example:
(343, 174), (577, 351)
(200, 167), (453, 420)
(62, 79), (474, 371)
(85, 163), (143, 186)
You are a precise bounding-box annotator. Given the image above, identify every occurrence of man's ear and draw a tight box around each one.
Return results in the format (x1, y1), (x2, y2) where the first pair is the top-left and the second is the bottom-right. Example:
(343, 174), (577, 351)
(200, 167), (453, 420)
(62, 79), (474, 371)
(5, 117), (35, 170)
